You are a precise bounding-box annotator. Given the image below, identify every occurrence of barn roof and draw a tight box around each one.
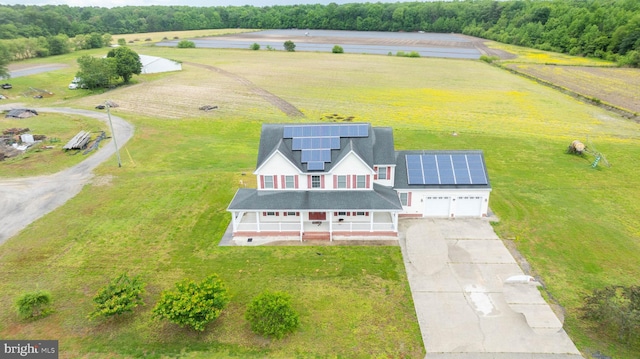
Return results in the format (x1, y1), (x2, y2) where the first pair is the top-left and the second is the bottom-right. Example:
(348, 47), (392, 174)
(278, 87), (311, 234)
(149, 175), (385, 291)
(5, 108), (38, 119)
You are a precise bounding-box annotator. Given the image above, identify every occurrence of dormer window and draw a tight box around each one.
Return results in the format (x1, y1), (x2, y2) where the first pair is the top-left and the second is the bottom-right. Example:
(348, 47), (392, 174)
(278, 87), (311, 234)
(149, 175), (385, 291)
(356, 175), (366, 188)
(377, 166), (387, 180)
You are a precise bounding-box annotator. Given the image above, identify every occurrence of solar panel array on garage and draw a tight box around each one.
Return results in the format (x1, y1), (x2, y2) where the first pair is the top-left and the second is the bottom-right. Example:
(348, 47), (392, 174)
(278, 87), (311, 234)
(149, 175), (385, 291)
(283, 124), (369, 170)
(406, 153), (488, 185)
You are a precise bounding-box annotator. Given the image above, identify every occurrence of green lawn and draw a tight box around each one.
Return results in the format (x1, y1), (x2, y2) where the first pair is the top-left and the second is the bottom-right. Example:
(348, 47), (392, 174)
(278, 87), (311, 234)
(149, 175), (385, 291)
(1, 43), (639, 358)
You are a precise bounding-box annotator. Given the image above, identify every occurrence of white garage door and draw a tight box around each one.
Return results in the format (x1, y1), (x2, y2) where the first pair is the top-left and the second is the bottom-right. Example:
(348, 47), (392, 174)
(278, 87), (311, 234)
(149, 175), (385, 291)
(424, 196), (450, 217)
(456, 196), (483, 217)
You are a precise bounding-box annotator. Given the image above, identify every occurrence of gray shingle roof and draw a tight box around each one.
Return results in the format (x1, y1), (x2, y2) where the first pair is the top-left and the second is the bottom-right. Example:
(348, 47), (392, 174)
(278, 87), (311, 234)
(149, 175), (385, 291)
(255, 123), (395, 172)
(228, 183), (403, 211)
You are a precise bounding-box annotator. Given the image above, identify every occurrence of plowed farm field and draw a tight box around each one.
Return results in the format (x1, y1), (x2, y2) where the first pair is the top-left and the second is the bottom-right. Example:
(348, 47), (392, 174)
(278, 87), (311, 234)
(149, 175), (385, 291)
(505, 64), (640, 116)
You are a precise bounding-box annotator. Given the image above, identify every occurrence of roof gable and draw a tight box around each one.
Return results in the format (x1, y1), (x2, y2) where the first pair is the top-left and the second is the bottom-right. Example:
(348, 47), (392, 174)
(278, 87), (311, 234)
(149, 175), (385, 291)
(256, 123), (395, 173)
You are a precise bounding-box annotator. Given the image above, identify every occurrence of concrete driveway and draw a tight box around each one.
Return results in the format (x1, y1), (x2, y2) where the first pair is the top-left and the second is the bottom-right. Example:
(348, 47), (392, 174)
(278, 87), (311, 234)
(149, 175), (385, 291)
(399, 218), (583, 359)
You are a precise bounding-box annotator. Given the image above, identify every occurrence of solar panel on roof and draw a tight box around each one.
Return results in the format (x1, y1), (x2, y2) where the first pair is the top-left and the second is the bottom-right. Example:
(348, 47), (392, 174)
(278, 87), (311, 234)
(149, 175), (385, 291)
(405, 153), (488, 185)
(283, 124), (369, 171)
(307, 161), (325, 170)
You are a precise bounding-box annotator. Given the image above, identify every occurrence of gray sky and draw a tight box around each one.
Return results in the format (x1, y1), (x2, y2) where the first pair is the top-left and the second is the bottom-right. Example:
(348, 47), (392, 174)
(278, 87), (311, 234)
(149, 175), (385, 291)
(0, 0), (407, 7)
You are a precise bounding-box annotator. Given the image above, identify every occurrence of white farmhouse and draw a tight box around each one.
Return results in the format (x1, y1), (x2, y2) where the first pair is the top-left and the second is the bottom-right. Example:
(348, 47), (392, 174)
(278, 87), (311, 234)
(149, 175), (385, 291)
(227, 123), (491, 240)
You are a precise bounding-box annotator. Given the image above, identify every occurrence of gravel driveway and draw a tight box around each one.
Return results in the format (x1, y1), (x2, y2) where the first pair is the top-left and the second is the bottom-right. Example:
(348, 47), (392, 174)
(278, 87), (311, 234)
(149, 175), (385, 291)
(0, 106), (133, 244)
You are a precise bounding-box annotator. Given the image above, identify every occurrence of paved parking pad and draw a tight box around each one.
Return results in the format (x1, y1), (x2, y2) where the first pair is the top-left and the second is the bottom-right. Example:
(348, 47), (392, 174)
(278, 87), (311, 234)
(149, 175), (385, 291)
(399, 219), (582, 358)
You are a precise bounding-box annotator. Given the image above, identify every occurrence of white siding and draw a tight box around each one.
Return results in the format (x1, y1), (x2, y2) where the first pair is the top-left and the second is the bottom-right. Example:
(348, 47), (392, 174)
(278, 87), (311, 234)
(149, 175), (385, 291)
(400, 189), (491, 218)
(331, 152), (372, 175)
(257, 152), (299, 175)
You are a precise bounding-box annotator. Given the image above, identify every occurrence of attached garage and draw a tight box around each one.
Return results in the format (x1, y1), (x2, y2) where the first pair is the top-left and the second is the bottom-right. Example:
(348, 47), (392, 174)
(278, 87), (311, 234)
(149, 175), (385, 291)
(395, 150), (492, 219)
(455, 196), (484, 217)
(424, 196), (451, 217)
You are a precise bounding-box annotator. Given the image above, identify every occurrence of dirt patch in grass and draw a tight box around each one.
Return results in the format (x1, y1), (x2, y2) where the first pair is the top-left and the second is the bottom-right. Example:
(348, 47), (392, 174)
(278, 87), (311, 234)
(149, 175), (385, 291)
(505, 64), (640, 118)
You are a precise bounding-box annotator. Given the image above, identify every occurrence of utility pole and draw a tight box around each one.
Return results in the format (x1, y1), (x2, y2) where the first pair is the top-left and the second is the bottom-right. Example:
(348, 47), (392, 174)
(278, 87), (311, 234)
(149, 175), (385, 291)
(105, 101), (122, 168)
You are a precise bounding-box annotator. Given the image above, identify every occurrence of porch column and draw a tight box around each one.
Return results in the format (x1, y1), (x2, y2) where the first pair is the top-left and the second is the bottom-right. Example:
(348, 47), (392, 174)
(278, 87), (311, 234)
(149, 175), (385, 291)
(329, 211), (333, 241)
(256, 211), (261, 232)
(231, 211), (237, 232)
(370, 211), (374, 232)
(392, 212), (398, 232)
(299, 213), (304, 242)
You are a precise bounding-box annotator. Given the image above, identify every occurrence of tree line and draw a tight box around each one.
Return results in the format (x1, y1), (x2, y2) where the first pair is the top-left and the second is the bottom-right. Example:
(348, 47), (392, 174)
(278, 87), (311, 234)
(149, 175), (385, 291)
(0, 0), (639, 66)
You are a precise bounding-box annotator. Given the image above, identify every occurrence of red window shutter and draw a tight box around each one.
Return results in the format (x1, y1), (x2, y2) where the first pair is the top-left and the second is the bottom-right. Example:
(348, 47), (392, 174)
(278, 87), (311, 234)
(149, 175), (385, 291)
(408, 192), (412, 206)
(366, 175), (370, 188)
(347, 212), (351, 216)
(296, 212), (300, 216)
(260, 175), (264, 189)
(366, 212), (369, 216)
(352, 212), (357, 216)
(295, 176), (299, 188)
(352, 175), (356, 188)
(262, 212), (266, 216)
(274, 175), (278, 189)
(307, 175), (311, 188)
(281, 175), (285, 188)
(387, 167), (391, 180)
(276, 212), (279, 216)
(321, 176), (325, 188)
(283, 212), (287, 216)
(333, 212), (337, 216)
(333, 175), (337, 188)
(346, 175), (351, 189)
(374, 166), (378, 180)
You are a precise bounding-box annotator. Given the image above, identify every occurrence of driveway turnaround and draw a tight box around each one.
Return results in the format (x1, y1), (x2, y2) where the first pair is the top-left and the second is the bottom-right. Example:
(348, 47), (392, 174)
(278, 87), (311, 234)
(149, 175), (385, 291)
(0, 106), (133, 244)
(399, 218), (583, 359)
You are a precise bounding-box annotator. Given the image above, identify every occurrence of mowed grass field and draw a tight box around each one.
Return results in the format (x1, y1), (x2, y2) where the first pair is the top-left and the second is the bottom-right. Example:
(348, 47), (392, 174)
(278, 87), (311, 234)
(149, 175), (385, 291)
(1, 38), (639, 358)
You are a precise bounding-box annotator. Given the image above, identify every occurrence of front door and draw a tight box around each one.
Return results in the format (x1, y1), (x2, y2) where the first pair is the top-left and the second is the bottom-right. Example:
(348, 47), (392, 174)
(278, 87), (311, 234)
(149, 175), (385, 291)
(309, 212), (327, 221)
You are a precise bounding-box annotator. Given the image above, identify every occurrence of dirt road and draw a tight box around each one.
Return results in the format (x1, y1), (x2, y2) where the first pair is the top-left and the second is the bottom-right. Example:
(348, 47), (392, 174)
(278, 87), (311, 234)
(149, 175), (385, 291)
(0, 106), (134, 244)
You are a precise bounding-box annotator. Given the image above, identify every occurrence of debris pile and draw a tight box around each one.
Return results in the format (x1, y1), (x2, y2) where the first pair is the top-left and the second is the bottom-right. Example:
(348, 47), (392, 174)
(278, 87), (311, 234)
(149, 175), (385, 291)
(199, 105), (218, 111)
(5, 108), (38, 119)
(23, 87), (53, 99)
(0, 127), (46, 161)
(83, 131), (105, 155)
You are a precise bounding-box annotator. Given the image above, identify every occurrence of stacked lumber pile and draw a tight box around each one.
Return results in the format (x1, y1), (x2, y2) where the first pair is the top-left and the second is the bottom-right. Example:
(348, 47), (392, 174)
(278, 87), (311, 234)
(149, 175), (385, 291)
(63, 131), (91, 150)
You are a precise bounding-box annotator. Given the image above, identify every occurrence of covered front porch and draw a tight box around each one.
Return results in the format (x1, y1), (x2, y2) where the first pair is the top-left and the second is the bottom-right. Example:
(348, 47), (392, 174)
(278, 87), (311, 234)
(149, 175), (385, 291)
(230, 210), (399, 241)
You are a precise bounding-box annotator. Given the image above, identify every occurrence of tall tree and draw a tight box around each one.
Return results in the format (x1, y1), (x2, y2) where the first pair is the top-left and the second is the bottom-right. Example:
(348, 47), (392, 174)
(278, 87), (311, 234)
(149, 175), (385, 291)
(76, 55), (117, 89)
(106, 46), (142, 83)
(0, 42), (11, 79)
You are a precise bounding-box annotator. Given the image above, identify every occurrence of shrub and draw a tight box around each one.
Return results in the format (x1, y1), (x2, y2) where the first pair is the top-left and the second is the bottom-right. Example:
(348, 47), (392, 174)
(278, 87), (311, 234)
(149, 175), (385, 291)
(332, 45), (344, 54)
(266, 45), (275, 51)
(117, 38), (126, 46)
(177, 40), (195, 48)
(15, 290), (53, 320)
(250, 43), (260, 50)
(245, 291), (299, 339)
(479, 55), (499, 63)
(580, 285), (640, 346)
(88, 273), (146, 320)
(153, 274), (230, 331)
(284, 40), (296, 52)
